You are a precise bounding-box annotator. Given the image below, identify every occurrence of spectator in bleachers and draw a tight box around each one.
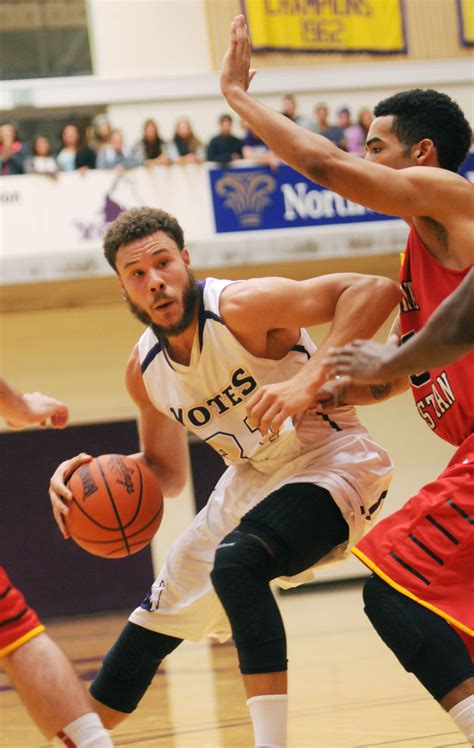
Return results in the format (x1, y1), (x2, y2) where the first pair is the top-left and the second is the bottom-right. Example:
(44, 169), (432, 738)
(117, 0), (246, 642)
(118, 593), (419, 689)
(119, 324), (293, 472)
(241, 121), (280, 170)
(134, 119), (170, 167)
(56, 124), (96, 171)
(336, 106), (353, 133)
(96, 128), (138, 170)
(206, 114), (243, 165)
(280, 94), (308, 127)
(311, 103), (346, 149)
(0, 123), (29, 175)
(167, 118), (205, 164)
(93, 113), (112, 155)
(346, 108), (374, 156)
(24, 135), (59, 177)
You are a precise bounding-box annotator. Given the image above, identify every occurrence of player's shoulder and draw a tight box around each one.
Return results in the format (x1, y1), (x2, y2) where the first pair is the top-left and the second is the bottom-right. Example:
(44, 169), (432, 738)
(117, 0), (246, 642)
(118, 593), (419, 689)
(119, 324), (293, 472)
(404, 166), (472, 194)
(203, 276), (239, 315)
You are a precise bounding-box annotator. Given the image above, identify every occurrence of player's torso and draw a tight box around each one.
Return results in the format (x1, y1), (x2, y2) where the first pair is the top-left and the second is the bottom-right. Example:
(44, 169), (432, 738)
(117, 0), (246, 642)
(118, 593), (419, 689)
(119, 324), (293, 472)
(400, 227), (474, 445)
(138, 278), (362, 468)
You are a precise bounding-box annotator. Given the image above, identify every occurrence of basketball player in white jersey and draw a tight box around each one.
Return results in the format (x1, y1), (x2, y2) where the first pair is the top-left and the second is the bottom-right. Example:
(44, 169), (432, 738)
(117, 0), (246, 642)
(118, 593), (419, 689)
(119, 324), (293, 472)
(49, 207), (401, 747)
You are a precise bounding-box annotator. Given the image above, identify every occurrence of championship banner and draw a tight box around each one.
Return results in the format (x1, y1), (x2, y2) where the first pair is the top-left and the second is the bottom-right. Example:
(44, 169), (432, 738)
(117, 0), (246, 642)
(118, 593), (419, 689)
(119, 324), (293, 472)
(243, 0), (407, 54)
(457, 0), (474, 45)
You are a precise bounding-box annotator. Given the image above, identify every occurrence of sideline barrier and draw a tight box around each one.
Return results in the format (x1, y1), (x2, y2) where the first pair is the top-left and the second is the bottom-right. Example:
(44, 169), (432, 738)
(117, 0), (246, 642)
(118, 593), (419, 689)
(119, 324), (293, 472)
(1, 155), (472, 284)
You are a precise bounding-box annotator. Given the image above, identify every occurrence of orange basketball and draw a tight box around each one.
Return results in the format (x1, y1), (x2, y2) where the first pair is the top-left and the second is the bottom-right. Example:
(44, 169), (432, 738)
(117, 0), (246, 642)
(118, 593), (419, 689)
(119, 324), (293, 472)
(66, 454), (163, 558)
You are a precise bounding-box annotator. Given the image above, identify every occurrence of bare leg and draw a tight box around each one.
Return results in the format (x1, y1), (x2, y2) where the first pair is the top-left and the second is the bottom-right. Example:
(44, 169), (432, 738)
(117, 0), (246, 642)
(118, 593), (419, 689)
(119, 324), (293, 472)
(3, 633), (99, 739)
(90, 696), (129, 730)
(243, 671), (287, 699)
(440, 677), (474, 711)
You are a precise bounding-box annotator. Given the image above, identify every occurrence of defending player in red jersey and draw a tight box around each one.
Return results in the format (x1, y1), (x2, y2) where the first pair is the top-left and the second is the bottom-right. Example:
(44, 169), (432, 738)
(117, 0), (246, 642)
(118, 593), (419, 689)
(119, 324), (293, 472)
(396, 229), (473, 446)
(220, 15), (473, 745)
(0, 377), (114, 747)
(324, 268), (474, 381)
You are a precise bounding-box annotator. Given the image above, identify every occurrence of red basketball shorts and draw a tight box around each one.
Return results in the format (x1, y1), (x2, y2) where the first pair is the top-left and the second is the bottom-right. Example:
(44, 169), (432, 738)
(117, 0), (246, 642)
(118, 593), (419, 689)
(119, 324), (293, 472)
(0, 566), (44, 657)
(353, 433), (474, 643)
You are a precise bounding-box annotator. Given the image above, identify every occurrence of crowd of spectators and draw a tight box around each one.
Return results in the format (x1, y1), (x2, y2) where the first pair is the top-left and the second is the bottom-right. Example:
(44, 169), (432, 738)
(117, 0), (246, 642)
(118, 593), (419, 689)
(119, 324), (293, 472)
(0, 96), (375, 177)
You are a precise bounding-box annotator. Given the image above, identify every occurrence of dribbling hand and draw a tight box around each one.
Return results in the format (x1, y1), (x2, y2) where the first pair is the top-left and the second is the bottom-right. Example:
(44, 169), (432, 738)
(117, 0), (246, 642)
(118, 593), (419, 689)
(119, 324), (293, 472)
(49, 453), (92, 539)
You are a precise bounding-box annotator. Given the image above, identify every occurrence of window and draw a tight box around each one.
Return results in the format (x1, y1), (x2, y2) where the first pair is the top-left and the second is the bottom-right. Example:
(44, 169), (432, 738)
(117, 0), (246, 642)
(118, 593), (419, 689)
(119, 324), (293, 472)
(0, 0), (93, 80)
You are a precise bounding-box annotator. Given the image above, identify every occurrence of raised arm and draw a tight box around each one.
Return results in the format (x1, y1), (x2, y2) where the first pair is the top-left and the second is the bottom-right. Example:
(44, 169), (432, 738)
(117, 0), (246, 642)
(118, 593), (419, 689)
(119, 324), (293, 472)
(220, 15), (471, 221)
(221, 273), (402, 432)
(0, 377), (69, 429)
(325, 268), (474, 384)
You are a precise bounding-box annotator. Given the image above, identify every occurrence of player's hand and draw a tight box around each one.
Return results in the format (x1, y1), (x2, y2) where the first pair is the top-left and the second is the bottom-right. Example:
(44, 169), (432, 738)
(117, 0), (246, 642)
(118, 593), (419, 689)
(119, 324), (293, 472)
(246, 376), (319, 435)
(6, 392), (69, 430)
(49, 453), (92, 538)
(309, 377), (352, 411)
(323, 339), (397, 384)
(220, 14), (256, 99)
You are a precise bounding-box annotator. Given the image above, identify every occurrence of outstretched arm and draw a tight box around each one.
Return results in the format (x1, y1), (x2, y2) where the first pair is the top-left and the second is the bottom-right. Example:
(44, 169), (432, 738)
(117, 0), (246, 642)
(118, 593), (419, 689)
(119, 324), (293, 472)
(324, 268), (474, 384)
(0, 377), (69, 429)
(220, 15), (470, 221)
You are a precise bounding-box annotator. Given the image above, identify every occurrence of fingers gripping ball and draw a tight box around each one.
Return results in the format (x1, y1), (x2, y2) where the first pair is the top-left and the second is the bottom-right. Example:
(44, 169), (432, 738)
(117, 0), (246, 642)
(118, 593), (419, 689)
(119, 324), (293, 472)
(66, 455), (163, 558)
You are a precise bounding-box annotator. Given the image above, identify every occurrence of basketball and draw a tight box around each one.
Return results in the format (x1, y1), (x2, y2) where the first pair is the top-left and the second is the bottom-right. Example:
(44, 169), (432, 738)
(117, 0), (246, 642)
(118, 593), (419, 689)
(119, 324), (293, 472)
(65, 454), (163, 558)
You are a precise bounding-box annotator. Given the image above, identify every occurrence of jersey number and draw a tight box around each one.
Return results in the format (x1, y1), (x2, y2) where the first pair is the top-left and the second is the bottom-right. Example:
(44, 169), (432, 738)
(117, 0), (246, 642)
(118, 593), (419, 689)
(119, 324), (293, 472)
(205, 418), (281, 461)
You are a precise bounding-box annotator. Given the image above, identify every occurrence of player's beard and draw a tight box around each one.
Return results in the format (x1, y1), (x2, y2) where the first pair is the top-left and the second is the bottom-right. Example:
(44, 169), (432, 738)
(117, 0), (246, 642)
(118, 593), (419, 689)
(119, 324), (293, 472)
(124, 268), (200, 338)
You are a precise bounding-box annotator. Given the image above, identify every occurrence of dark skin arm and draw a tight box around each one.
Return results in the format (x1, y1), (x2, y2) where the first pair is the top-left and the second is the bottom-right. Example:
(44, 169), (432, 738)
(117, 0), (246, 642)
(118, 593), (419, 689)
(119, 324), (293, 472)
(220, 15), (474, 269)
(324, 268), (474, 385)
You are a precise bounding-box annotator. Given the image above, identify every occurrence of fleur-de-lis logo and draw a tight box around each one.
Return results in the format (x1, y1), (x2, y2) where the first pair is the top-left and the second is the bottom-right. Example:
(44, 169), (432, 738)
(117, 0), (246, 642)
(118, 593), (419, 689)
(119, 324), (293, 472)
(215, 171), (276, 226)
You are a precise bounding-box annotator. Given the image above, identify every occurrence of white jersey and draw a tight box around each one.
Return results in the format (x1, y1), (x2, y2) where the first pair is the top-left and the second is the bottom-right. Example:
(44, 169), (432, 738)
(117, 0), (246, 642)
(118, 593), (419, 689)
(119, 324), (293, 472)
(131, 278), (393, 642)
(138, 277), (364, 472)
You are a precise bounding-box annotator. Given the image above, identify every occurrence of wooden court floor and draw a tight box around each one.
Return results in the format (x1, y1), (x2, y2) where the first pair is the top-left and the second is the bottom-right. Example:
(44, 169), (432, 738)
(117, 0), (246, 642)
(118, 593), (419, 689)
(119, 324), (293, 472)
(0, 580), (468, 748)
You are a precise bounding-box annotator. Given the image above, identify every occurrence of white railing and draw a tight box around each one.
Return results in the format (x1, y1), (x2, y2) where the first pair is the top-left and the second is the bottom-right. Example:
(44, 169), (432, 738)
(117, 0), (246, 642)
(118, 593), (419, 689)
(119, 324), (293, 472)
(0, 163), (408, 285)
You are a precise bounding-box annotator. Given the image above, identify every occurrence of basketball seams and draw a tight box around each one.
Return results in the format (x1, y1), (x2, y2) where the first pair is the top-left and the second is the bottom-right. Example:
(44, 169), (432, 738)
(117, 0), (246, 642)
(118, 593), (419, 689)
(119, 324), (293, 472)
(96, 457), (131, 555)
(120, 458), (144, 529)
(68, 458), (142, 531)
(69, 501), (164, 548)
(67, 464), (126, 531)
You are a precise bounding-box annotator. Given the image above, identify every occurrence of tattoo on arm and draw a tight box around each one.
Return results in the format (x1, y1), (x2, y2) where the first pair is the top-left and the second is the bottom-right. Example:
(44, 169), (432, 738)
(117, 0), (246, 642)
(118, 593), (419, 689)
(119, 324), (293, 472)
(370, 383), (392, 400)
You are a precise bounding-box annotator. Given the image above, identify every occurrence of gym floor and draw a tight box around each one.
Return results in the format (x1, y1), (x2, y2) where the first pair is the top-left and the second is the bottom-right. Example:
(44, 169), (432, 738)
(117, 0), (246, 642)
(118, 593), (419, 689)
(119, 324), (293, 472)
(0, 579), (467, 748)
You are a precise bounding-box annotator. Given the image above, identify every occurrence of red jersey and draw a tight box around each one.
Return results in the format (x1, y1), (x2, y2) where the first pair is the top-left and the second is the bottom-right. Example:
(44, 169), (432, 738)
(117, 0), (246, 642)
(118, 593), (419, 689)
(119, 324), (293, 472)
(399, 226), (474, 446)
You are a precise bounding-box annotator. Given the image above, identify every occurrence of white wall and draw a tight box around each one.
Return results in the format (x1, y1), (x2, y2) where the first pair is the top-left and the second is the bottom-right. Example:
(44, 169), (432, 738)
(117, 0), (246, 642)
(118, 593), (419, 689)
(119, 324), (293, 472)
(109, 77), (474, 149)
(88, 0), (212, 77)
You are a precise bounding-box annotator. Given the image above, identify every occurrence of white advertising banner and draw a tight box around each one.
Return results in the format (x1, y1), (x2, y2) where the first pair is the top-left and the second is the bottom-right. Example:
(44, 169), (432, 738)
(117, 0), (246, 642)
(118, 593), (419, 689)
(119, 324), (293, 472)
(1, 165), (213, 253)
(0, 164), (408, 285)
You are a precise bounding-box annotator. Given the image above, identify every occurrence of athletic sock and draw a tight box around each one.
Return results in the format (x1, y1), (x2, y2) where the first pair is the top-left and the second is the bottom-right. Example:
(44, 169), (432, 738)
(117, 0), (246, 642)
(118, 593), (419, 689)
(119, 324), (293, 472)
(449, 694), (474, 743)
(246, 694), (288, 748)
(53, 712), (113, 747)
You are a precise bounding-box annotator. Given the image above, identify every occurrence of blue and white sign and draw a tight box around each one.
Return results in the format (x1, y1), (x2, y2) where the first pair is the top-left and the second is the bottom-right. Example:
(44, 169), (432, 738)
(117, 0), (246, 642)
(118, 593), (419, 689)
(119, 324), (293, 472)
(209, 164), (398, 234)
(209, 156), (474, 234)
(460, 151), (474, 182)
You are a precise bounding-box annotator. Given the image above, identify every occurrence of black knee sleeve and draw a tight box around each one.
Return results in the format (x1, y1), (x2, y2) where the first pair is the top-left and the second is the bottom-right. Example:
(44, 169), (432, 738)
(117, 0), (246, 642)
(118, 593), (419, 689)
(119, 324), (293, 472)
(211, 530), (287, 675)
(90, 622), (182, 713)
(363, 575), (474, 701)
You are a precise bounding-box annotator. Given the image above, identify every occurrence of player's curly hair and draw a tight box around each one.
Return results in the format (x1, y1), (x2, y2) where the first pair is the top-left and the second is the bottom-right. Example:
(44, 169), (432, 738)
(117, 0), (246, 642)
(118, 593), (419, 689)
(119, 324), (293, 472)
(374, 89), (472, 172)
(103, 207), (185, 270)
